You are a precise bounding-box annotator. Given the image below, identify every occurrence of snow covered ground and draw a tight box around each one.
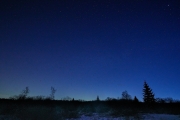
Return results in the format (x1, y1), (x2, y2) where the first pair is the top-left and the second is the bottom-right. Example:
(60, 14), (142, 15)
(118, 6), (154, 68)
(67, 113), (180, 120)
(142, 114), (180, 120)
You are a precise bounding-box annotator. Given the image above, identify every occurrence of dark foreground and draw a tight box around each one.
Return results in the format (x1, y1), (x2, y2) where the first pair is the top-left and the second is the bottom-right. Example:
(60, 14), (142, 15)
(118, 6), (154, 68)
(1, 99), (180, 120)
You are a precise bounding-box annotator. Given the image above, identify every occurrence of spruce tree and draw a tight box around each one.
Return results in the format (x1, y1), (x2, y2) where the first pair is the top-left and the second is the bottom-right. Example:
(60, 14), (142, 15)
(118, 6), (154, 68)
(133, 96), (139, 102)
(143, 81), (155, 103)
(96, 96), (100, 101)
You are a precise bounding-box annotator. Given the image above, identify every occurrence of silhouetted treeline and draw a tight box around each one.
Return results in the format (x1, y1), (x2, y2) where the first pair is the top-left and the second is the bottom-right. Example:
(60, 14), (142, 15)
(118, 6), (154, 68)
(1, 82), (180, 117)
(3, 82), (180, 104)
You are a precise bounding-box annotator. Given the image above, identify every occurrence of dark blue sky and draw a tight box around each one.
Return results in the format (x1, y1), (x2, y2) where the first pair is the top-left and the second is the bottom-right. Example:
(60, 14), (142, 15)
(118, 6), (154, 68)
(1, 0), (180, 100)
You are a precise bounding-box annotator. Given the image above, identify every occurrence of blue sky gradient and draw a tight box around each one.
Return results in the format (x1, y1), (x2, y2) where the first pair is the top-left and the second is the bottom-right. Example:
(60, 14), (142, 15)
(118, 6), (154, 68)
(1, 0), (180, 101)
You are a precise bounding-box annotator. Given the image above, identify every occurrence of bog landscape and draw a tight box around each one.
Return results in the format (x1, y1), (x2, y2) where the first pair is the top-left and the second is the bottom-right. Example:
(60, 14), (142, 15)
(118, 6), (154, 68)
(1, 0), (180, 119)
(1, 82), (180, 120)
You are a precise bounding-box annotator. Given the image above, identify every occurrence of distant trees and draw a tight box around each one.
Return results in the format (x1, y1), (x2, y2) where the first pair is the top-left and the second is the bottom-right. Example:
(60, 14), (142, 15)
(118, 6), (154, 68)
(33, 96), (46, 100)
(22, 87), (29, 96)
(133, 96), (139, 102)
(9, 86), (57, 101)
(105, 97), (117, 101)
(155, 97), (175, 103)
(9, 87), (29, 100)
(143, 81), (155, 103)
(62, 96), (73, 101)
(50, 87), (56, 100)
(122, 90), (132, 100)
(96, 96), (100, 101)
(20, 86), (29, 99)
(105, 91), (133, 101)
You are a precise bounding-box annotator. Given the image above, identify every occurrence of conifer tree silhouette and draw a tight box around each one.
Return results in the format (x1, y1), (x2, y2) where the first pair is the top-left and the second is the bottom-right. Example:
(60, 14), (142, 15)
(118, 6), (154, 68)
(96, 96), (100, 101)
(133, 96), (139, 102)
(143, 81), (155, 103)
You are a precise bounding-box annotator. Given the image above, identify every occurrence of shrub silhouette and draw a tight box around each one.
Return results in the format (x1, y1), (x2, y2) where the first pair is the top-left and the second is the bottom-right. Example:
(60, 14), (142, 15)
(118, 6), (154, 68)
(9, 87), (29, 100)
(122, 90), (132, 100)
(50, 87), (56, 100)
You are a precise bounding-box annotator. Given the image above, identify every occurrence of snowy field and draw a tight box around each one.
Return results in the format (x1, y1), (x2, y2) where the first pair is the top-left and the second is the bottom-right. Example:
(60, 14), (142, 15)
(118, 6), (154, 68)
(1, 100), (180, 120)
(67, 113), (180, 120)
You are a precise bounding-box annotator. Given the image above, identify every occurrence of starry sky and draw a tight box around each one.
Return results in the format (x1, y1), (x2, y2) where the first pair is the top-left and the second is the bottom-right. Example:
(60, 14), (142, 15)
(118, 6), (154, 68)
(0, 0), (180, 101)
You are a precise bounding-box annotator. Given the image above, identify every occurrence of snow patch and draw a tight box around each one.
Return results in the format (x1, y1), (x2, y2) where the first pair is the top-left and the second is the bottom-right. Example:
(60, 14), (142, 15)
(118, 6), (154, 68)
(66, 113), (180, 120)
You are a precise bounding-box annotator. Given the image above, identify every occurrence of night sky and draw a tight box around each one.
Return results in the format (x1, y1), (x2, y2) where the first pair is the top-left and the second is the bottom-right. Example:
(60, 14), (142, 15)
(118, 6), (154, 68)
(1, 0), (180, 101)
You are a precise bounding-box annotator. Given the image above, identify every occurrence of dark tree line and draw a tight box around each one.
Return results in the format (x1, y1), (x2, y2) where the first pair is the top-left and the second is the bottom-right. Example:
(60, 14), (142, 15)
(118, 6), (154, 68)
(7, 81), (179, 104)
(9, 86), (56, 100)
